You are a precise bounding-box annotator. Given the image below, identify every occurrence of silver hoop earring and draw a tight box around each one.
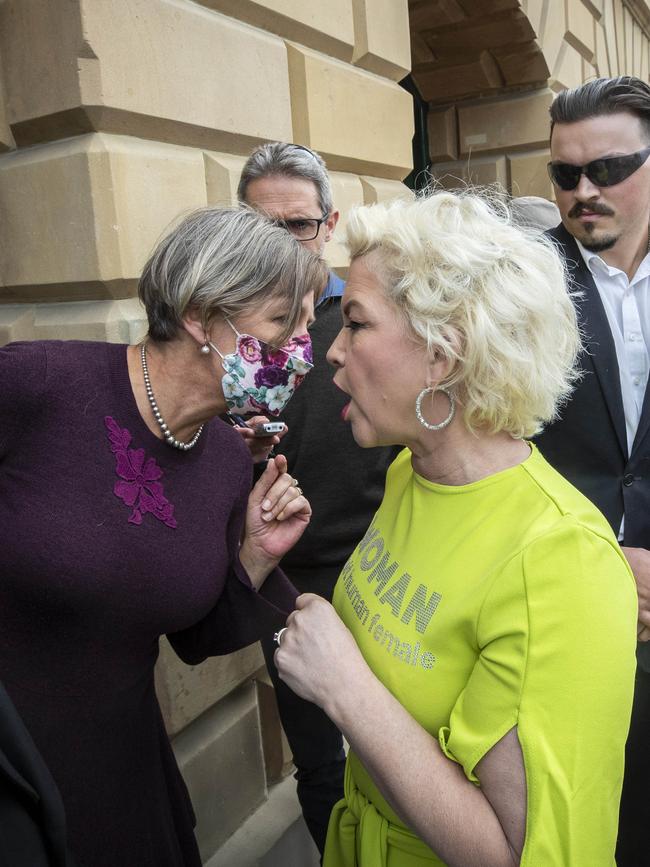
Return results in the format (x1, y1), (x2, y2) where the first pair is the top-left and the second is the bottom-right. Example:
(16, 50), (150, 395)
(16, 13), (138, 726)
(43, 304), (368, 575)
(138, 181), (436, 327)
(415, 386), (455, 431)
(200, 340), (211, 355)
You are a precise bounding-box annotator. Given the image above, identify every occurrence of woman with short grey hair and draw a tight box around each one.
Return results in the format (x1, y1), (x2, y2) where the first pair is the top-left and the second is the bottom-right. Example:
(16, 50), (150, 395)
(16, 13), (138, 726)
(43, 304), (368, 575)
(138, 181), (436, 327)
(0, 205), (326, 867)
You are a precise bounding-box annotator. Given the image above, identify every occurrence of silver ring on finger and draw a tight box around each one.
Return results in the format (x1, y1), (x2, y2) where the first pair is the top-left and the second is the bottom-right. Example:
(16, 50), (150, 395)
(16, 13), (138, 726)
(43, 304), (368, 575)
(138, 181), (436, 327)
(273, 627), (288, 647)
(291, 477), (299, 487)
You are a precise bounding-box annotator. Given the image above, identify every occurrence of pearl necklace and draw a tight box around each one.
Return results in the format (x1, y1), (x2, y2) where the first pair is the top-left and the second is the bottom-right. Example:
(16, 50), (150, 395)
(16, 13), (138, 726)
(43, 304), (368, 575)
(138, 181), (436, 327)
(140, 342), (204, 451)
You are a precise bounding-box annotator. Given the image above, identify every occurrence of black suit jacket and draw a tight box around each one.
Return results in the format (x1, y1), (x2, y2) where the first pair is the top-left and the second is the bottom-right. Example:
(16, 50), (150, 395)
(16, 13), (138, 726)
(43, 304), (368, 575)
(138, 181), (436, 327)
(0, 682), (73, 867)
(535, 224), (650, 666)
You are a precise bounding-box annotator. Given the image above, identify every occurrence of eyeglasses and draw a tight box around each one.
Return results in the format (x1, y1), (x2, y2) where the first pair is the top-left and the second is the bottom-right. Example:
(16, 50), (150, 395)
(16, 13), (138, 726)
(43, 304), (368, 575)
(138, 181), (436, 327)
(275, 215), (330, 242)
(547, 146), (650, 191)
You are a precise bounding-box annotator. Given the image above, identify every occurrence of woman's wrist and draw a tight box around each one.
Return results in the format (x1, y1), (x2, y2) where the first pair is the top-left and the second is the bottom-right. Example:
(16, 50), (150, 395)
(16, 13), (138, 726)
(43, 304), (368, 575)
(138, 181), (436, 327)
(238, 541), (278, 590)
(322, 653), (379, 727)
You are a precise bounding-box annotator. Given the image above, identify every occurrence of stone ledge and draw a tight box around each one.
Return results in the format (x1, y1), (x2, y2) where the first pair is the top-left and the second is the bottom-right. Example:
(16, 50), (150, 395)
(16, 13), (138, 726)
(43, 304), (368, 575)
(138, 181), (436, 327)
(0, 298), (147, 345)
(2, 0), (293, 148)
(156, 637), (265, 738)
(173, 681), (267, 862)
(351, 0), (411, 81)
(205, 774), (319, 867)
(286, 42), (413, 180)
(194, 0), (355, 63)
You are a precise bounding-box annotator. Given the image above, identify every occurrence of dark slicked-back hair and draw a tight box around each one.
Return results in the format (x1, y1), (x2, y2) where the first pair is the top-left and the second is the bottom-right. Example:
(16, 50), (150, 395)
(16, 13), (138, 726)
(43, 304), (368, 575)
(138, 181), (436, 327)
(550, 76), (650, 140)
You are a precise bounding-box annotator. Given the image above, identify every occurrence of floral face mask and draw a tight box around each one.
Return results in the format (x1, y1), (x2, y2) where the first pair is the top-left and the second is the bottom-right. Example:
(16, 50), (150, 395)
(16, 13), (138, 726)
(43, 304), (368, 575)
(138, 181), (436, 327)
(210, 321), (313, 417)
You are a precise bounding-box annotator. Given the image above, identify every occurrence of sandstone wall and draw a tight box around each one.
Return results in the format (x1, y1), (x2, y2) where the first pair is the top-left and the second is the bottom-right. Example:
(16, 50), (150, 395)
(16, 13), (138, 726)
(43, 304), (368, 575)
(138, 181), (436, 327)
(0, 0), (413, 345)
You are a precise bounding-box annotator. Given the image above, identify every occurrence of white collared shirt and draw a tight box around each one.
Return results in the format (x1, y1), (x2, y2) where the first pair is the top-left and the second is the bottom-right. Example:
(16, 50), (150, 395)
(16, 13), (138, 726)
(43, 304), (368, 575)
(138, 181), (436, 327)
(576, 240), (650, 538)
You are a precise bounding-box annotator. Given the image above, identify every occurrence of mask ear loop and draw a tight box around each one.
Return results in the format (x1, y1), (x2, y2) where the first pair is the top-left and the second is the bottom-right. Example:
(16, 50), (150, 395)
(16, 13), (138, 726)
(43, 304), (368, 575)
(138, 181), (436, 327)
(209, 319), (242, 359)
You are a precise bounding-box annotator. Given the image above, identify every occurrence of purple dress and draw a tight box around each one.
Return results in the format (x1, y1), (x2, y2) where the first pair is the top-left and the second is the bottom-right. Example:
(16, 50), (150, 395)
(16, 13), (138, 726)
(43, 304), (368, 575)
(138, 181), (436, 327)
(0, 340), (297, 867)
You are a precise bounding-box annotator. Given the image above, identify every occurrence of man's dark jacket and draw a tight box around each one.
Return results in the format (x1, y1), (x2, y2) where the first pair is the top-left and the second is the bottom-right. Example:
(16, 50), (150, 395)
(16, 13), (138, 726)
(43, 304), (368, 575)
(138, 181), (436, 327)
(535, 223), (650, 668)
(0, 681), (72, 866)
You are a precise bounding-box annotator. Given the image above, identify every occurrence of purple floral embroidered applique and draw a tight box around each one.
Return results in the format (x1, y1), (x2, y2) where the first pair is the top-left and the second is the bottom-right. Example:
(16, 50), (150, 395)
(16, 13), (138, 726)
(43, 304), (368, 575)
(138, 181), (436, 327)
(104, 416), (177, 528)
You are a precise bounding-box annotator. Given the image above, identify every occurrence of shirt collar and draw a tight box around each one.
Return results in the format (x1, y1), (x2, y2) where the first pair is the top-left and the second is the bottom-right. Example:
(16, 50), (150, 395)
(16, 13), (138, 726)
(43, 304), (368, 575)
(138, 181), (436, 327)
(575, 238), (650, 284)
(318, 271), (345, 306)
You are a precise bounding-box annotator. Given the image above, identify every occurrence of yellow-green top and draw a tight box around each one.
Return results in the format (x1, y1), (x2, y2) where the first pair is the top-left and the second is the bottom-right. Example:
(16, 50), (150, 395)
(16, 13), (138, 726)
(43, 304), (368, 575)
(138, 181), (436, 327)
(327, 445), (637, 867)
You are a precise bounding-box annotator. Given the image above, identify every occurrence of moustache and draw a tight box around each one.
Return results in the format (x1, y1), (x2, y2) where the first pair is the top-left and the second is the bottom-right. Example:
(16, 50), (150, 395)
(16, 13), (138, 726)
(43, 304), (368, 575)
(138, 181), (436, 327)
(568, 203), (615, 219)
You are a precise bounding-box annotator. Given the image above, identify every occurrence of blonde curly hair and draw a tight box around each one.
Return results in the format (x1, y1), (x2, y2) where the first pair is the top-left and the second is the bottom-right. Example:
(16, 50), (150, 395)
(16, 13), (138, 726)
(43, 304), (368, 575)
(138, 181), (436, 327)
(344, 191), (581, 438)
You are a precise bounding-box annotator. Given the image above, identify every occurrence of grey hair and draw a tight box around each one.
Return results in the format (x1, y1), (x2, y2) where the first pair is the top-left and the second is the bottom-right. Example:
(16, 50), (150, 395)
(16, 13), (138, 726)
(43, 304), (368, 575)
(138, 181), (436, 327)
(139, 206), (327, 345)
(550, 76), (650, 140)
(237, 142), (333, 216)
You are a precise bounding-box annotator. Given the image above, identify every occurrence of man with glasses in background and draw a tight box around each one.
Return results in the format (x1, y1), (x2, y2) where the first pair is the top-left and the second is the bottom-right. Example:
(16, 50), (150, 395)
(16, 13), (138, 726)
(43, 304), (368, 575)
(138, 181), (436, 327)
(536, 77), (650, 864)
(237, 142), (397, 856)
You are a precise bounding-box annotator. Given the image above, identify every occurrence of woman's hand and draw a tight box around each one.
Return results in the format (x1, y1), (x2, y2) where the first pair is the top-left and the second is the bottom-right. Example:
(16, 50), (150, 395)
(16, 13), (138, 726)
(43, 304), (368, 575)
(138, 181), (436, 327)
(239, 454), (311, 588)
(274, 594), (369, 714)
(232, 415), (287, 463)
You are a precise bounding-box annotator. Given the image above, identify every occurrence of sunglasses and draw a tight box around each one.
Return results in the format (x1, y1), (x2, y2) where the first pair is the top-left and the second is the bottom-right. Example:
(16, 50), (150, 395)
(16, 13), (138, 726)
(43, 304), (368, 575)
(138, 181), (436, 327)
(547, 145), (650, 190)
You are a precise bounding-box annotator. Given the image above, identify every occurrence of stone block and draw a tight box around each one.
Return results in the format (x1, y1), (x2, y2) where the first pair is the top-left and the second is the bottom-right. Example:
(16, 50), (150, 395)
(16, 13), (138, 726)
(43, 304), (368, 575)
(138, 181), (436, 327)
(639, 34), (650, 81)
(539, 0), (567, 72)
(411, 31), (435, 65)
(602, 0), (619, 75)
(204, 152), (248, 208)
(0, 49), (15, 152)
(464, 155), (508, 188)
(409, 0), (467, 29)
(359, 176), (414, 204)
(508, 150), (554, 198)
(3, 0), (293, 151)
(326, 171), (365, 269)
(430, 160), (469, 192)
(428, 106), (458, 162)
(431, 155), (508, 190)
(459, 0), (520, 12)
(424, 9), (535, 54)
(614, 1), (625, 74)
(0, 299), (147, 346)
(565, 0), (596, 62)
(633, 22), (643, 77)
(172, 681), (267, 862)
(582, 0), (603, 18)
(550, 41), (584, 91)
(525, 0), (546, 36)
(492, 42), (550, 86)
(0, 305), (34, 346)
(458, 89), (553, 157)
(415, 52), (504, 104)
(0, 136), (107, 300)
(594, 21), (611, 76)
(286, 44), (413, 180)
(351, 0), (411, 81)
(207, 775), (317, 867)
(581, 56), (598, 82)
(0, 134), (207, 302)
(624, 9), (634, 70)
(196, 0), (355, 62)
(0, 0), (85, 127)
(156, 637), (264, 738)
(256, 670), (294, 784)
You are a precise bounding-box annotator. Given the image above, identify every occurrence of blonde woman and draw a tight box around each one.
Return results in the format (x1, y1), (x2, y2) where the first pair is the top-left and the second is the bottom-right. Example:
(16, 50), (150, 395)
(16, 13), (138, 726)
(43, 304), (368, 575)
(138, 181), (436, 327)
(275, 192), (637, 866)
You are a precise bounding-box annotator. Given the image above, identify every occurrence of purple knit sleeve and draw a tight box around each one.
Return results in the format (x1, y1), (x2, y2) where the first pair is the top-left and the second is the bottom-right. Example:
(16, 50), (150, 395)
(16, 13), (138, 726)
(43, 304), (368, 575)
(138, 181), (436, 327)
(0, 342), (48, 458)
(167, 459), (299, 664)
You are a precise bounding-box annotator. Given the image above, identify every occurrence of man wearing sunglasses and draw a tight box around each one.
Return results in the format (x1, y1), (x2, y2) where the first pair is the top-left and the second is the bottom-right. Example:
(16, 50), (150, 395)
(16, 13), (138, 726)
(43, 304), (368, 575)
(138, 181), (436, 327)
(237, 142), (397, 856)
(535, 76), (650, 865)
